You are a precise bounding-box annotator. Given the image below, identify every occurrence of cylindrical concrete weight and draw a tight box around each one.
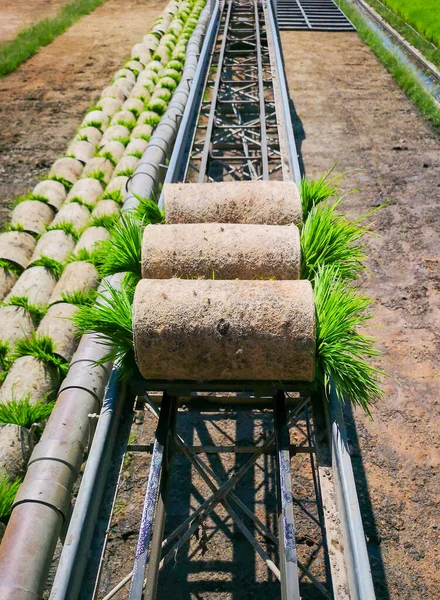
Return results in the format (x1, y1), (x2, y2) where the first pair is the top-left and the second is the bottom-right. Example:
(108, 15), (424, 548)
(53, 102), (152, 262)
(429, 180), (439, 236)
(141, 223), (301, 280)
(163, 181), (302, 225)
(134, 279), (315, 382)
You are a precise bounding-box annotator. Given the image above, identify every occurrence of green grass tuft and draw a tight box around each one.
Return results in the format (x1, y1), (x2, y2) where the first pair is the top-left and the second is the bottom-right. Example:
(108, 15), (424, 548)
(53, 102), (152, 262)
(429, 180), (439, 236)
(2, 223), (25, 233)
(0, 474), (21, 522)
(68, 196), (94, 211)
(99, 189), (124, 204)
(68, 248), (102, 266)
(13, 334), (69, 377)
(301, 198), (371, 282)
(73, 281), (135, 380)
(299, 167), (347, 220)
(116, 136), (131, 147)
(314, 265), (384, 413)
(99, 151), (118, 167)
(47, 221), (81, 240)
(31, 255), (64, 279)
(0, 259), (23, 277)
(4, 296), (47, 320)
(85, 170), (107, 186)
(0, 396), (55, 431)
(115, 168), (135, 178)
(90, 213), (120, 229)
(0, 0), (109, 78)
(60, 288), (97, 306)
(98, 214), (143, 280)
(132, 192), (164, 225)
(47, 176), (73, 191)
(0, 341), (11, 384)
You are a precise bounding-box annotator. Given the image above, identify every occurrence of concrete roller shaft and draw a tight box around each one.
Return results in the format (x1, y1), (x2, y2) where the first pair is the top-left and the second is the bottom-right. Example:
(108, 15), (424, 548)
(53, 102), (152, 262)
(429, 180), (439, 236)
(163, 180), (302, 225)
(133, 279), (316, 382)
(142, 223), (301, 280)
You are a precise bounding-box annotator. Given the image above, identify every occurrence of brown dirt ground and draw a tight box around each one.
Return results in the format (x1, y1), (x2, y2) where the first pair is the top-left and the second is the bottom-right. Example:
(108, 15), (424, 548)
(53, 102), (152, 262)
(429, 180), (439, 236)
(281, 30), (440, 599)
(0, 0), (167, 227)
(0, 0), (71, 44)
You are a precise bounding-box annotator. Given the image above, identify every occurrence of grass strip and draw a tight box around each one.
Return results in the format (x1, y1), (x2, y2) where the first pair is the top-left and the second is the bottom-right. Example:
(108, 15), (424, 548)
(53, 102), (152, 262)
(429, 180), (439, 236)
(0, 474), (21, 522)
(374, 0), (440, 49)
(0, 0), (109, 78)
(337, 0), (440, 132)
(364, 0), (440, 67)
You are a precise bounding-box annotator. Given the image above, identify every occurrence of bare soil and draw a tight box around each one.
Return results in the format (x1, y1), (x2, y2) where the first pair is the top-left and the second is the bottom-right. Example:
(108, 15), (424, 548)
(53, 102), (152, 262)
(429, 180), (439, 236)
(281, 30), (440, 599)
(0, 0), (70, 44)
(0, 0), (167, 227)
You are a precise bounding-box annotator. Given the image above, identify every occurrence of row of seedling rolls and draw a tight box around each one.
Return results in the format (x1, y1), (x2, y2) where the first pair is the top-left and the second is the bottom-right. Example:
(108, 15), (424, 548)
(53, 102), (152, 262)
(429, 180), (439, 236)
(76, 175), (384, 412)
(0, 0), (207, 531)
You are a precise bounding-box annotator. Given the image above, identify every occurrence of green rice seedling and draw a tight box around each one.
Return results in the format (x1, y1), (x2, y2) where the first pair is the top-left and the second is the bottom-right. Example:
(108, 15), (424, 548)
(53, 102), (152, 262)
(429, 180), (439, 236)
(4, 296), (47, 321)
(114, 119), (136, 132)
(163, 68), (181, 82)
(99, 189), (124, 204)
(75, 133), (90, 142)
(142, 80), (156, 95)
(299, 167), (348, 220)
(68, 248), (101, 267)
(82, 120), (104, 133)
(300, 199), (370, 282)
(172, 51), (186, 63)
(148, 61), (164, 74)
(13, 193), (51, 206)
(167, 60), (183, 71)
(47, 222), (81, 240)
(0, 474), (21, 522)
(126, 149), (144, 159)
(68, 196), (94, 211)
(0, 259), (22, 277)
(60, 288), (97, 306)
(141, 111), (161, 126)
(47, 176), (73, 191)
(86, 104), (100, 114)
(115, 168), (135, 178)
(162, 40), (175, 52)
(148, 98), (168, 115)
(116, 136), (132, 147)
(0, 396), (55, 431)
(98, 214), (143, 280)
(0, 341), (11, 383)
(13, 334), (69, 377)
(1, 223), (25, 233)
(158, 77), (177, 91)
(132, 192), (164, 224)
(314, 265), (383, 413)
(90, 213), (120, 230)
(73, 281), (135, 380)
(31, 256), (64, 279)
(86, 170), (107, 186)
(99, 151), (118, 167)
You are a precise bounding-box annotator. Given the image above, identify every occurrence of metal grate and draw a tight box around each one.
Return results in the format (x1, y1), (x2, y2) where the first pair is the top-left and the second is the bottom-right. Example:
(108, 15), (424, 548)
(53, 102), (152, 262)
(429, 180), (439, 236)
(276, 0), (355, 31)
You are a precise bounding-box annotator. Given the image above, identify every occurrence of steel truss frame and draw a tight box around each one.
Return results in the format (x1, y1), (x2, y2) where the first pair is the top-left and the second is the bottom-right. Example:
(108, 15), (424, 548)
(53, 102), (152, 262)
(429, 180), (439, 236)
(105, 389), (338, 600)
(186, 0), (283, 182)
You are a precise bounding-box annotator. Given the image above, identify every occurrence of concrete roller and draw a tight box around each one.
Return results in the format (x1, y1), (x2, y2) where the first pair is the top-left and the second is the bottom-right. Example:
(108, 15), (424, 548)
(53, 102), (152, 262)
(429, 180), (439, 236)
(142, 223), (301, 280)
(163, 180), (302, 225)
(133, 279), (315, 382)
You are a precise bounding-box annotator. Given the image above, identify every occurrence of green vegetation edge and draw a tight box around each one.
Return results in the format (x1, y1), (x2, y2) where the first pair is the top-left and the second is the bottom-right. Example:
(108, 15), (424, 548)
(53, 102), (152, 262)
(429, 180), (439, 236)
(0, 0), (109, 78)
(337, 0), (440, 133)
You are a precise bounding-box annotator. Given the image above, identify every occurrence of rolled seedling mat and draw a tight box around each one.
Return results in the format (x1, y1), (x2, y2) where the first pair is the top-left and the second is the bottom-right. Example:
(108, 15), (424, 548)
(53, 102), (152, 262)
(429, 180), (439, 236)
(142, 223), (301, 280)
(133, 279), (316, 382)
(32, 180), (67, 211)
(91, 199), (120, 217)
(0, 231), (35, 270)
(100, 125), (131, 146)
(113, 78), (134, 97)
(52, 202), (91, 231)
(126, 59), (145, 72)
(131, 124), (153, 140)
(114, 156), (139, 176)
(11, 201), (55, 236)
(74, 226), (110, 253)
(6, 266), (56, 307)
(50, 158), (83, 185)
(106, 176), (129, 194)
(66, 140), (96, 164)
(99, 141), (126, 164)
(0, 269), (18, 302)
(66, 178), (103, 206)
(114, 69), (137, 84)
(122, 98), (144, 116)
(31, 230), (76, 264)
(97, 97), (123, 117)
(111, 110), (137, 129)
(101, 86), (127, 103)
(49, 261), (98, 305)
(130, 84), (151, 104)
(74, 126), (102, 146)
(81, 110), (110, 131)
(0, 305), (36, 345)
(163, 181), (303, 225)
(37, 303), (78, 362)
(0, 424), (32, 480)
(82, 158), (114, 185)
(124, 138), (148, 156)
(0, 355), (60, 405)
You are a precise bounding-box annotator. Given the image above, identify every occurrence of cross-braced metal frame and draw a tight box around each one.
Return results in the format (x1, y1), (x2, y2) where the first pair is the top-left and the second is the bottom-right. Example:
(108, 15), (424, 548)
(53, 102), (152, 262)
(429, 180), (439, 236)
(103, 389), (336, 600)
(185, 0), (283, 183)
